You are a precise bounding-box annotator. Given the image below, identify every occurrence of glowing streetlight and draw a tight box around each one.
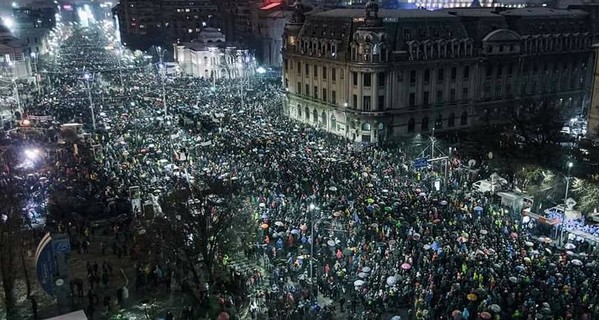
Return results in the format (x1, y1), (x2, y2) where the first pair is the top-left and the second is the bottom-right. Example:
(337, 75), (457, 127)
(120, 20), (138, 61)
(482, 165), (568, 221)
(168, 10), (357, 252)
(24, 149), (40, 160)
(256, 66), (266, 74)
(564, 161), (574, 204)
(2, 17), (15, 31)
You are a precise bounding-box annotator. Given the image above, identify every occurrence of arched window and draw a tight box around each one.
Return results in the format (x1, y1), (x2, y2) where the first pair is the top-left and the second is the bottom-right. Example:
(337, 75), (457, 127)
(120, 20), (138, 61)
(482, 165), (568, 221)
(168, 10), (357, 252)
(421, 117), (429, 131)
(447, 113), (455, 127)
(321, 111), (327, 128)
(460, 111), (468, 126)
(305, 106), (310, 121)
(407, 118), (415, 133)
(298, 105), (302, 118)
(331, 115), (337, 131)
(435, 114), (443, 129)
(361, 123), (371, 131)
(313, 109), (318, 123)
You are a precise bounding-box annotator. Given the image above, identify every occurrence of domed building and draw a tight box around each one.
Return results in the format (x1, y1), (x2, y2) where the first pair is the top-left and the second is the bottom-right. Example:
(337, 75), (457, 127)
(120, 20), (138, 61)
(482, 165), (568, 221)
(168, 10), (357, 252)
(174, 27), (256, 79)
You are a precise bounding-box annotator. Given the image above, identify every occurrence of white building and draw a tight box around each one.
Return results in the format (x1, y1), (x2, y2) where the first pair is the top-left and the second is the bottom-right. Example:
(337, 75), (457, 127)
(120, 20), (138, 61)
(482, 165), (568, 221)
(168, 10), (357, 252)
(173, 27), (255, 79)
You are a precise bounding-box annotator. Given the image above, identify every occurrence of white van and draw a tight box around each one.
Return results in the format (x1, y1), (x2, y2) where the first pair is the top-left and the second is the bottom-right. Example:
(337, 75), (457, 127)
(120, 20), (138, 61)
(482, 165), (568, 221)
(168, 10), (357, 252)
(472, 180), (502, 193)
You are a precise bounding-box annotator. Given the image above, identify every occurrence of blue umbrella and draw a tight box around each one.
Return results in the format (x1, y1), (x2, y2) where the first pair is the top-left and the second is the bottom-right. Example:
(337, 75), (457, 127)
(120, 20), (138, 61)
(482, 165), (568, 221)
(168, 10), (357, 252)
(474, 206), (483, 211)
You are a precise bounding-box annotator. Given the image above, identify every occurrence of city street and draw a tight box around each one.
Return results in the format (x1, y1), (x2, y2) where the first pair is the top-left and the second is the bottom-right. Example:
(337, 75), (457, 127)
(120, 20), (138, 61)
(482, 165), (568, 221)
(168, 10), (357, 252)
(1, 11), (599, 320)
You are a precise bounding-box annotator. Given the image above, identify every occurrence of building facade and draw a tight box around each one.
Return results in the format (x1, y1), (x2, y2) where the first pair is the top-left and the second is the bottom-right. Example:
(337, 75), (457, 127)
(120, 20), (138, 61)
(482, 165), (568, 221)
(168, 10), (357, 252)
(282, 1), (594, 142)
(174, 28), (255, 79)
(113, 0), (219, 50)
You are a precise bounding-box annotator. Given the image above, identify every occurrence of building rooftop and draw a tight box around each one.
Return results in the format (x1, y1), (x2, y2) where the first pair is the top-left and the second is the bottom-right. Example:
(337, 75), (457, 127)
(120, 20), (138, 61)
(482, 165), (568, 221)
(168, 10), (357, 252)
(312, 8), (455, 19)
(439, 8), (503, 17)
(500, 7), (588, 16)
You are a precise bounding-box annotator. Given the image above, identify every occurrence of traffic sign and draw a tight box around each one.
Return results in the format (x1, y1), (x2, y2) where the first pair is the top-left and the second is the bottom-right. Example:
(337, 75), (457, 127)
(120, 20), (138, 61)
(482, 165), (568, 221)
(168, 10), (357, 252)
(413, 157), (429, 169)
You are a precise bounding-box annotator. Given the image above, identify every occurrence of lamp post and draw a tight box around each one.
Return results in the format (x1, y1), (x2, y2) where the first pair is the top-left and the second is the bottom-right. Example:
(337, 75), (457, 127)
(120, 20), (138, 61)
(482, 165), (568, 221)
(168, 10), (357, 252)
(84, 73), (96, 131)
(156, 46), (167, 119)
(564, 161), (573, 204)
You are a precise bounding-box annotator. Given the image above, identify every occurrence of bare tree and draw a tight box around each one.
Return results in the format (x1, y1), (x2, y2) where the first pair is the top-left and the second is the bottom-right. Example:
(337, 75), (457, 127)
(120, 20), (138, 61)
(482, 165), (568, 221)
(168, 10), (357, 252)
(148, 178), (250, 300)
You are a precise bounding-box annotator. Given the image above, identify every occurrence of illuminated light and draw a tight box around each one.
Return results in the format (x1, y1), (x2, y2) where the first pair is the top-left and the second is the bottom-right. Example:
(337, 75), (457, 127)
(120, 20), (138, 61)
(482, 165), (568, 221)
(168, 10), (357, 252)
(256, 67), (266, 74)
(2, 17), (15, 30)
(24, 149), (40, 160)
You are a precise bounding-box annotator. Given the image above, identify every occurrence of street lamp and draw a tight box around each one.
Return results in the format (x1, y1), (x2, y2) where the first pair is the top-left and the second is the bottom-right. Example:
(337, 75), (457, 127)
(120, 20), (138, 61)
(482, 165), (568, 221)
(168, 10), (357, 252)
(564, 161), (573, 204)
(83, 73), (96, 131)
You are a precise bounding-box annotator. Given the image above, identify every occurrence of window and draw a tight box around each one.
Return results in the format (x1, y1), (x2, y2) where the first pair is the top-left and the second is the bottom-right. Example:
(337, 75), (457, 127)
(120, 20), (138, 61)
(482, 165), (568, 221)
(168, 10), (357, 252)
(353, 94), (358, 108)
(497, 64), (503, 78)
(486, 65), (493, 78)
(424, 69), (430, 84)
(421, 117), (429, 131)
(332, 91), (336, 104)
(435, 114), (443, 129)
(463, 66), (470, 80)
(460, 111), (468, 125)
(495, 85), (502, 98)
(314, 86), (318, 99)
(404, 28), (412, 40)
(437, 69), (444, 82)
(436, 90), (443, 104)
(451, 67), (456, 81)
(508, 63), (514, 76)
(297, 62), (301, 74)
(407, 118), (415, 133)
(305, 63), (309, 76)
(462, 87), (468, 99)
(322, 88), (327, 101)
(378, 72), (385, 87)
(305, 84), (309, 96)
(332, 68), (336, 81)
(409, 93), (416, 108)
(448, 113), (455, 127)
(363, 96), (371, 111)
(423, 91), (429, 106)
(353, 72), (358, 86)
(364, 73), (371, 87)
(322, 67), (327, 79)
(314, 65), (318, 78)
(378, 96), (385, 110)
(450, 89), (456, 102)
(297, 82), (301, 94)
(284, 59), (288, 71)
(410, 71), (416, 85)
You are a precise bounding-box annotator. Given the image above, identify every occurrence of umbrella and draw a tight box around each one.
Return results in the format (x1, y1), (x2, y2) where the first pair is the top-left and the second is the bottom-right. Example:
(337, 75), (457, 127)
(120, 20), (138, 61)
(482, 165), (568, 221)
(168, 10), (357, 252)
(564, 243), (576, 250)
(382, 189), (389, 193)
(473, 206), (483, 211)
(261, 214), (269, 219)
(479, 312), (491, 319)
(354, 280), (364, 286)
(480, 230), (488, 235)
(362, 267), (371, 273)
(386, 276), (397, 286)
(523, 257), (531, 263)
(545, 248), (552, 255)
(525, 241), (534, 247)
(466, 293), (477, 301)
(412, 233), (421, 241)
(259, 203), (266, 208)
(509, 276), (518, 283)
(566, 251), (575, 256)
(290, 229), (300, 235)
(423, 244), (431, 250)
(401, 263), (411, 270)
(384, 206), (392, 212)
(366, 183), (374, 188)
(489, 304), (501, 313)
(218, 312), (230, 320)
(391, 316), (401, 320)
(260, 223), (269, 229)
(274, 221), (284, 227)
(327, 240), (336, 247)
(333, 211), (342, 217)
(329, 186), (338, 192)
(367, 198), (375, 204)
(439, 200), (448, 205)
(358, 272), (368, 278)
(571, 259), (583, 266)
(418, 192), (426, 197)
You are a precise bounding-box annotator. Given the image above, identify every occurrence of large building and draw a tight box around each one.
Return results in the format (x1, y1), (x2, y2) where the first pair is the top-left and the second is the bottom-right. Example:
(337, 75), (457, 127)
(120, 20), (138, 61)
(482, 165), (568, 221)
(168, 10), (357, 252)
(174, 27), (255, 79)
(113, 0), (219, 50)
(282, 1), (595, 142)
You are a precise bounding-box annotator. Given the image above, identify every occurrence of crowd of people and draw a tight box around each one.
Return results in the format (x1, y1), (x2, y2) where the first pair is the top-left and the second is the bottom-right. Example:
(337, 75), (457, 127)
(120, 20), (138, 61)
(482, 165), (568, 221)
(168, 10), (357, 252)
(4, 19), (599, 320)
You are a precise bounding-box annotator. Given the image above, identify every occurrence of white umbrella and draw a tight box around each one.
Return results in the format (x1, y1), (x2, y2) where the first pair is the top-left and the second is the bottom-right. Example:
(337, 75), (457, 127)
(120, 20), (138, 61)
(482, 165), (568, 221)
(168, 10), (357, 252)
(489, 304), (501, 313)
(571, 259), (583, 266)
(525, 241), (534, 247)
(386, 276), (397, 286)
(362, 267), (371, 273)
(274, 221), (284, 227)
(564, 243), (576, 250)
(327, 240), (336, 247)
(328, 186), (338, 191)
(480, 230), (488, 235)
(259, 203), (266, 208)
(358, 272), (368, 278)
(354, 280), (365, 286)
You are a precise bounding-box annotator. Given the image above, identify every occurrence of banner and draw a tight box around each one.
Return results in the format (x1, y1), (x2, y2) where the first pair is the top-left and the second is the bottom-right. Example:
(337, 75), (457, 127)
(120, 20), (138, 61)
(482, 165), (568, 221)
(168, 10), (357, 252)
(35, 233), (56, 296)
(27, 115), (53, 121)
